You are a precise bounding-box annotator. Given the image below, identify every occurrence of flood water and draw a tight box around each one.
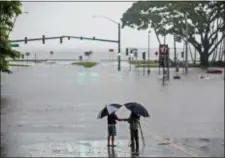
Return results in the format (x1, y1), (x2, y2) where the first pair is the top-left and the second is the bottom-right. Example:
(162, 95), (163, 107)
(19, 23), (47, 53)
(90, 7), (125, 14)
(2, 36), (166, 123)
(1, 62), (224, 157)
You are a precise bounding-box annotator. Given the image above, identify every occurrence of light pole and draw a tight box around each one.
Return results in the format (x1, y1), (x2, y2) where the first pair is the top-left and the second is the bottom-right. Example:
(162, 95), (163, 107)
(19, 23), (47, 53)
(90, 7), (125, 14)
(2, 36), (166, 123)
(185, 13), (188, 75)
(93, 15), (121, 71)
(7, 11), (28, 37)
(147, 30), (151, 75)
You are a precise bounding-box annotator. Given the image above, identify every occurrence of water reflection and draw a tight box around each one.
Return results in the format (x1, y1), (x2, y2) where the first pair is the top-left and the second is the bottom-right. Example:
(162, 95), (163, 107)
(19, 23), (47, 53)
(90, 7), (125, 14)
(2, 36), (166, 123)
(131, 147), (140, 157)
(107, 147), (117, 157)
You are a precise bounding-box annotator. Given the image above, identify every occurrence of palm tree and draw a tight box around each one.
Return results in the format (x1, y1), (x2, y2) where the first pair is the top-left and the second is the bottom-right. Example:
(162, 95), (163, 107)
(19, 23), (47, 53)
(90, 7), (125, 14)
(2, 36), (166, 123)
(84, 50), (93, 60)
(25, 52), (30, 63)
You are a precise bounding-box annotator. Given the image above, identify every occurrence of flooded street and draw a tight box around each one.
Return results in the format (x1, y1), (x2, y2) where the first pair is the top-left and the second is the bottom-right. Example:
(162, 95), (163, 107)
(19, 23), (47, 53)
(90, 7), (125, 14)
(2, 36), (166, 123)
(1, 62), (224, 157)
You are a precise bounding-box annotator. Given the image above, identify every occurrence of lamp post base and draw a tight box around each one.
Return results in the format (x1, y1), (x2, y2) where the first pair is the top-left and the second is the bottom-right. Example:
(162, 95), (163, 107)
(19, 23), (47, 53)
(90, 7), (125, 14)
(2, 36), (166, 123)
(117, 55), (121, 71)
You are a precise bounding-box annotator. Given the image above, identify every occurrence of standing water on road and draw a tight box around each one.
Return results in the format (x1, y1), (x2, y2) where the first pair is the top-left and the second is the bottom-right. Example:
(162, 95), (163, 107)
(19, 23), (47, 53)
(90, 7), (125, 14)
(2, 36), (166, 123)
(1, 63), (224, 157)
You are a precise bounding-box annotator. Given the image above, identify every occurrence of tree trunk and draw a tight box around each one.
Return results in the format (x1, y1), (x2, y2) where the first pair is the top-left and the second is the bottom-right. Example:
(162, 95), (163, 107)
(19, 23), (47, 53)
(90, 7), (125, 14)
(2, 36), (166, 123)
(200, 51), (209, 67)
(188, 44), (194, 63)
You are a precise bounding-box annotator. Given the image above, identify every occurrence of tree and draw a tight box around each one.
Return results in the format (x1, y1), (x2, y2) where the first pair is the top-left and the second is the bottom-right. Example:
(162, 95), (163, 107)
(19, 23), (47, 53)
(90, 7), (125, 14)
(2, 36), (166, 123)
(0, 1), (22, 73)
(121, 1), (225, 67)
(84, 50), (93, 60)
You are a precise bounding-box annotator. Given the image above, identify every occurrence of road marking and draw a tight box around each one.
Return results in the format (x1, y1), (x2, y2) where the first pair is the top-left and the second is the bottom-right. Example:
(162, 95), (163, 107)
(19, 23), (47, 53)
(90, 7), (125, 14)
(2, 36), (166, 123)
(150, 135), (202, 157)
(141, 121), (204, 157)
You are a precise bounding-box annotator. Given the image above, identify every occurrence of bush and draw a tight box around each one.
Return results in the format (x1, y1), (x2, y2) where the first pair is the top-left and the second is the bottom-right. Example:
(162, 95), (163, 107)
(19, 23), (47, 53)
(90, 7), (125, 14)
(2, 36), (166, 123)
(71, 62), (97, 68)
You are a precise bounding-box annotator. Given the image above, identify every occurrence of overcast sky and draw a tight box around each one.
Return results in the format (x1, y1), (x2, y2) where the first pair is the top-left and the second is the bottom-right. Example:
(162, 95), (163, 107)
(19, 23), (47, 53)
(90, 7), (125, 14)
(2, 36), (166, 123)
(10, 0), (186, 59)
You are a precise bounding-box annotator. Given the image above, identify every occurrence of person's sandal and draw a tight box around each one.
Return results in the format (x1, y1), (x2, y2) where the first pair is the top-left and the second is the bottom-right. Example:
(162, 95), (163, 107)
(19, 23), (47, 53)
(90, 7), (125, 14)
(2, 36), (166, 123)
(112, 145), (116, 147)
(107, 144), (111, 147)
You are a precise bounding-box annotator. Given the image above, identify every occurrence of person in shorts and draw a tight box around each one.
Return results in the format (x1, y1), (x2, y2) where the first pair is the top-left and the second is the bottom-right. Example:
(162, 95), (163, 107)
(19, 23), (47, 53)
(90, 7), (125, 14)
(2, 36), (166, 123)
(107, 112), (123, 147)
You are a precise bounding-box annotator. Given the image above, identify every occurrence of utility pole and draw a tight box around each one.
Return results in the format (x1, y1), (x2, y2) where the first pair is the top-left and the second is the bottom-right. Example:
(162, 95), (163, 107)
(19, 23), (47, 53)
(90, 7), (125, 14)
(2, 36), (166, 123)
(162, 29), (166, 86)
(147, 30), (151, 75)
(185, 13), (188, 74)
(174, 35), (178, 72)
(223, 31), (225, 71)
(194, 35), (197, 64)
(93, 15), (121, 71)
(118, 23), (121, 71)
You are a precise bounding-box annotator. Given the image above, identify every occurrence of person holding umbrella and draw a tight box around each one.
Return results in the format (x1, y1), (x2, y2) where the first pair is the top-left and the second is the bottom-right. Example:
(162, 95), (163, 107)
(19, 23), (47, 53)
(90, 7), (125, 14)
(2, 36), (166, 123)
(123, 102), (150, 150)
(123, 112), (140, 150)
(107, 112), (123, 147)
(97, 103), (123, 147)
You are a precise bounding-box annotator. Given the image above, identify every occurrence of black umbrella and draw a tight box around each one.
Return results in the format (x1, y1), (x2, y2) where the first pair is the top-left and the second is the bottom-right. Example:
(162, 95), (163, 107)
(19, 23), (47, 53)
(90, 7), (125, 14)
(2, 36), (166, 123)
(97, 103), (123, 119)
(124, 102), (150, 117)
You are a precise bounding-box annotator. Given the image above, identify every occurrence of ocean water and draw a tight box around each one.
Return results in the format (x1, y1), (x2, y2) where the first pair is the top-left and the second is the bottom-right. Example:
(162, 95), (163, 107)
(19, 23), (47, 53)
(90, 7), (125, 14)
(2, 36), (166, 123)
(14, 47), (224, 63)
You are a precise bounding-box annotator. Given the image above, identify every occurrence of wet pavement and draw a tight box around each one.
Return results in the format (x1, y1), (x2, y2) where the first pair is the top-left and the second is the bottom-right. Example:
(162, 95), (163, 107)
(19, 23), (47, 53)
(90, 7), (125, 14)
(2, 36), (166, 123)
(1, 62), (224, 157)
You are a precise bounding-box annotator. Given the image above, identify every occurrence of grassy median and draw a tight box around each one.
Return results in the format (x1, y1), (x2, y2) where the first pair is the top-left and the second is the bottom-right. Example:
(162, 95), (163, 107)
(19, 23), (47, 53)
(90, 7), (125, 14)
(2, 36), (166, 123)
(9, 64), (31, 67)
(71, 61), (97, 68)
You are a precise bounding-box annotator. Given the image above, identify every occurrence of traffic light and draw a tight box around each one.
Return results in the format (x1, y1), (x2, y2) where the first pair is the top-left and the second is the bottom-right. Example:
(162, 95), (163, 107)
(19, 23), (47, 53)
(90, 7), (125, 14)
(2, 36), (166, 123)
(131, 48), (138, 58)
(68, 36), (70, 40)
(80, 37), (83, 40)
(24, 37), (27, 44)
(60, 37), (63, 43)
(42, 35), (45, 44)
(142, 52), (146, 60)
(93, 36), (95, 40)
(126, 48), (129, 56)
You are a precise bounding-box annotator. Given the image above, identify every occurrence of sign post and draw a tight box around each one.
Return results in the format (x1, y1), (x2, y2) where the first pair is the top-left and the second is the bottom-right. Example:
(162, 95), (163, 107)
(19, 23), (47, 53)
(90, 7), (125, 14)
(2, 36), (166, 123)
(142, 52), (146, 75)
(131, 48), (138, 74)
(159, 44), (169, 85)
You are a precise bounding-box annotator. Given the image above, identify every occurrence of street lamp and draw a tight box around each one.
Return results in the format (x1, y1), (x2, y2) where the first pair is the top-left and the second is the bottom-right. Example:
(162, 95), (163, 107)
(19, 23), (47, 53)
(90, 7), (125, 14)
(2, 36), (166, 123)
(8, 11), (29, 37)
(93, 15), (121, 71)
(147, 30), (151, 75)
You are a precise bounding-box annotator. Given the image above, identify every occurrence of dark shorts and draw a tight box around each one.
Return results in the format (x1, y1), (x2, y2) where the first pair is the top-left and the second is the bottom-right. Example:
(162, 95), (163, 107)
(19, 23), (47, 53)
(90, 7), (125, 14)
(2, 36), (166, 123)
(108, 124), (116, 136)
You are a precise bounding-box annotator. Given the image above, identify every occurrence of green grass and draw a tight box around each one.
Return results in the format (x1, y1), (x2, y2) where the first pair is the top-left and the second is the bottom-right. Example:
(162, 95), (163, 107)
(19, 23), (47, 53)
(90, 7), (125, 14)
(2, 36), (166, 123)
(135, 64), (159, 68)
(129, 60), (157, 65)
(71, 61), (97, 68)
(9, 64), (31, 67)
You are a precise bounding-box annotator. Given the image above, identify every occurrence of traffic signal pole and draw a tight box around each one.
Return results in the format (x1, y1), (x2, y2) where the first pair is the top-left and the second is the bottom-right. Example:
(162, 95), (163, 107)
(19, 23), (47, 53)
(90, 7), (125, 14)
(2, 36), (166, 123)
(93, 16), (121, 71)
(10, 35), (118, 43)
(167, 49), (170, 80)
(147, 31), (151, 75)
(9, 34), (121, 72)
(118, 23), (121, 71)
(185, 13), (188, 75)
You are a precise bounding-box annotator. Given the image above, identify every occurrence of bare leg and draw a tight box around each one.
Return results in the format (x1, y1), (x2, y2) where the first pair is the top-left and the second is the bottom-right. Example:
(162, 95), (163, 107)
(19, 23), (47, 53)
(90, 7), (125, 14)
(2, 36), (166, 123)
(112, 136), (115, 146)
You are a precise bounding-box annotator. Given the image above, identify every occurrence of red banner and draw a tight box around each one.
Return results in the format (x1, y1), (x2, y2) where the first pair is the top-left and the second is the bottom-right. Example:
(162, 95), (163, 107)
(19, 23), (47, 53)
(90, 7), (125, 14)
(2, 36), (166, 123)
(159, 44), (168, 57)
